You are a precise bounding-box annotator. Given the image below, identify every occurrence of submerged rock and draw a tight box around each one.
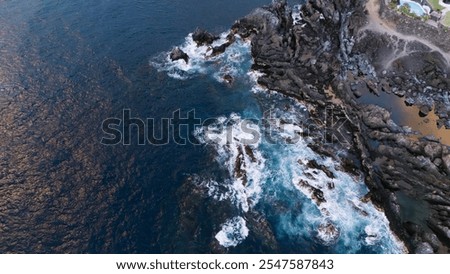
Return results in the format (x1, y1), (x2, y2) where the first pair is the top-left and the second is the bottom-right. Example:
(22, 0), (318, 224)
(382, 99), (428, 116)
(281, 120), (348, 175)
(298, 180), (327, 206)
(317, 222), (340, 246)
(223, 74), (234, 85)
(306, 160), (335, 179)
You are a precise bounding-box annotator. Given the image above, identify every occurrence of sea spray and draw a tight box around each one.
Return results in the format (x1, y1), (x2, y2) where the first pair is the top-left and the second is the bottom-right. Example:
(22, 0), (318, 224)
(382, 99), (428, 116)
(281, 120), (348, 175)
(152, 30), (407, 253)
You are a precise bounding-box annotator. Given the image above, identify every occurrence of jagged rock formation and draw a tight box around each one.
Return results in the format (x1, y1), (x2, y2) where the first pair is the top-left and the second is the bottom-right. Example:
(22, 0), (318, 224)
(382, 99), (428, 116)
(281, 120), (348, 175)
(234, 0), (450, 253)
(175, 0), (450, 253)
(170, 47), (189, 63)
(192, 28), (219, 46)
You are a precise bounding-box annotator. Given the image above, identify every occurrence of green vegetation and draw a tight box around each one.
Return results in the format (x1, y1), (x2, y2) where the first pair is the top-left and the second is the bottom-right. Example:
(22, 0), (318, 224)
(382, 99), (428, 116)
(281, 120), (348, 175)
(428, 0), (444, 11)
(389, 0), (398, 9)
(389, 1), (446, 23)
(443, 11), (450, 26)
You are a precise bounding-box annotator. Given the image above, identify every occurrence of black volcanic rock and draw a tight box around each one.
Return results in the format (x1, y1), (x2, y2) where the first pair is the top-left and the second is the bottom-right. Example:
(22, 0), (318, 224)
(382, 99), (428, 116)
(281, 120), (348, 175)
(192, 28), (218, 46)
(170, 47), (189, 63)
(415, 242), (434, 254)
(223, 74), (234, 85)
(239, 0), (450, 253)
(187, 0), (450, 253)
(211, 33), (235, 57)
(419, 105), (432, 117)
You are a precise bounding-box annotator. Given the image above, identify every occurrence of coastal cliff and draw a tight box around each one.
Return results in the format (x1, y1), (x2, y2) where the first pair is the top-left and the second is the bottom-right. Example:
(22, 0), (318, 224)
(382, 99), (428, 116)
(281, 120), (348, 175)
(243, 0), (450, 253)
(173, 0), (450, 253)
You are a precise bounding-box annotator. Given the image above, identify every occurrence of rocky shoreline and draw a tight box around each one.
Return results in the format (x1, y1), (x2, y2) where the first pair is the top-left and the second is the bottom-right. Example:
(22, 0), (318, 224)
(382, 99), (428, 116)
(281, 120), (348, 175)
(172, 0), (450, 253)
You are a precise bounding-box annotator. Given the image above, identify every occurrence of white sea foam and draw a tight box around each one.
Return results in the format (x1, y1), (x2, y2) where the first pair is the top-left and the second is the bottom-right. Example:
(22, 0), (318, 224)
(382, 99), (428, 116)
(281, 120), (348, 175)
(159, 28), (407, 252)
(260, 101), (407, 253)
(200, 178), (234, 202)
(195, 114), (266, 213)
(196, 102), (406, 252)
(151, 32), (252, 83)
(317, 221), (340, 246)
(215, 216), (249, 248)
(247, 70), (268, 93)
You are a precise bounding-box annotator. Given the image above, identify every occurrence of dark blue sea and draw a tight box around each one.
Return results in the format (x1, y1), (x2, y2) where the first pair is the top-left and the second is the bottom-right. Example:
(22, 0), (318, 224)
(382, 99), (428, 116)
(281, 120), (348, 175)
(0, 0), (405, 253)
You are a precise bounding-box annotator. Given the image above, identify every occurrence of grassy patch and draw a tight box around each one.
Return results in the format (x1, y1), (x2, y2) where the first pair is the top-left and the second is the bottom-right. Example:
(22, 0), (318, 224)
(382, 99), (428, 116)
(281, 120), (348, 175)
(428, 0), (444, 11)
(443, 11), (450, 26)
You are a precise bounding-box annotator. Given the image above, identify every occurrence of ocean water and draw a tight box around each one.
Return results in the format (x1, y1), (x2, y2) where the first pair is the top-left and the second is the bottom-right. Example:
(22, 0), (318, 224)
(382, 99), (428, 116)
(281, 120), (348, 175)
(0, 0), (404, 253)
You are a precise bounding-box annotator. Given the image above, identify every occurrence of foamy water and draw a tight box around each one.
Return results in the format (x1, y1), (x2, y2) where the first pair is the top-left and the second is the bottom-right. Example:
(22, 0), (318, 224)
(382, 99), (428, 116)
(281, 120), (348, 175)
(151, 32), (252, 82)
(152, 30), (407, 253)
(215, 216), (249, 248)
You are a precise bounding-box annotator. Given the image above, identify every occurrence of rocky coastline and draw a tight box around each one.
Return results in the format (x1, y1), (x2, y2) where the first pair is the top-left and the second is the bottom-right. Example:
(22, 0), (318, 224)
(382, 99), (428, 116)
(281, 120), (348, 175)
(172, 0), (450, 253)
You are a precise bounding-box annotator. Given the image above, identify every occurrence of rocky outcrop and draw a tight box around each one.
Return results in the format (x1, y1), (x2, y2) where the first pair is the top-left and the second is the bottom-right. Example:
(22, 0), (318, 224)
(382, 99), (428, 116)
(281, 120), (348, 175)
(211, 33), (236, 57)
(174, 0), (450, 253)
(232, 0), (450, 253)
(192, 28), (219, 46)
(170, 47), (189, 63)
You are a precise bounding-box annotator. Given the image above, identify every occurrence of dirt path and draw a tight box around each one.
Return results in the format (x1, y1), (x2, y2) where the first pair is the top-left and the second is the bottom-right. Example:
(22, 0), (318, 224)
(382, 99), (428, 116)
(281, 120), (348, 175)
(363, 0), (450, 65)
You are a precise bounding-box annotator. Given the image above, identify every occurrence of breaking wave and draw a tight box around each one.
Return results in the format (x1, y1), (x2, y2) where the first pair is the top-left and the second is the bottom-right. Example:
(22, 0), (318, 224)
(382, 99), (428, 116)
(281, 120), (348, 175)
(151, 32), (252, 82)
(215, 216), (249, 248)
(194, 105), (406, 253)
(151, 29), (406, 253)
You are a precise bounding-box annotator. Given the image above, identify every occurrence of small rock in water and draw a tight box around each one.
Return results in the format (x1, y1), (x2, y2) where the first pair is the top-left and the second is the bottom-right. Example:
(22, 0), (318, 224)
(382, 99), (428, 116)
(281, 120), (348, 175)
(170, 47), (189, 64)
(192, 28), (218, 46)
(419, 105), (432, 117)
(394, 89), (406, 97)
(327, 181), (335, 190)
(223, 74), (234, 85)
(445, 120), (450, 130)
(353, 89), (362, 98)
(317, 222), (340, 246)
(365, 80), (378, 95)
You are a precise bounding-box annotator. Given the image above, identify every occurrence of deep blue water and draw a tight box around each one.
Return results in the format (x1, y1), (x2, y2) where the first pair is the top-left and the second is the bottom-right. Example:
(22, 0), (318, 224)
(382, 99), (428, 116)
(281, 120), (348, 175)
(0, 0), (405, 253)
